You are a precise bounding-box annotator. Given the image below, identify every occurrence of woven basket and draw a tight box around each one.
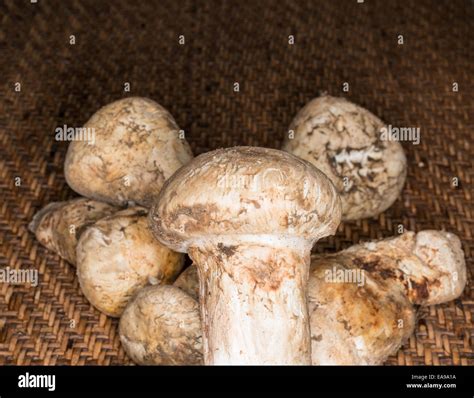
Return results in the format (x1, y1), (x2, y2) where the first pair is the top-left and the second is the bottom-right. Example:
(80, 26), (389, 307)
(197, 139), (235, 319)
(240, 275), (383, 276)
(0, 0), (472, 365)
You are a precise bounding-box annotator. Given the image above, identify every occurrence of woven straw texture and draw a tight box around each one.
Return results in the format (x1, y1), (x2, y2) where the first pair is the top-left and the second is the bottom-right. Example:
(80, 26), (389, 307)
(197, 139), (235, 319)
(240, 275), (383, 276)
(0, 0), (472, 365)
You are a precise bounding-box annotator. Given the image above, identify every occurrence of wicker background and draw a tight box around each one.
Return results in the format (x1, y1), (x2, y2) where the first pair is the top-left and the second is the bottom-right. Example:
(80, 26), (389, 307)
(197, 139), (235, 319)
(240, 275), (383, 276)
(0, 0), (472, 365)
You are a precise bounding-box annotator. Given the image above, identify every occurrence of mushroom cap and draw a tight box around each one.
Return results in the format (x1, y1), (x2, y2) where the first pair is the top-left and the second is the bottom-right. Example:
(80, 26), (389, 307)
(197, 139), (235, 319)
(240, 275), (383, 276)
(283, 95), (407, 221)
(28, 198), (117, 265)
(413, 230), (467, 304)
(64, 97), (193, 207)
(351, 230), (467, 305)
(150, 146), (341, 252)
(119, 285), (203, 365)
(76, 207), (184, 317)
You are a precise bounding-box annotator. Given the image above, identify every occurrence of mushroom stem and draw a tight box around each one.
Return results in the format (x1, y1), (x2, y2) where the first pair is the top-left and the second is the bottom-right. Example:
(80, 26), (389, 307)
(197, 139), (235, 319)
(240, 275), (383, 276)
(188, 236), (312, 365)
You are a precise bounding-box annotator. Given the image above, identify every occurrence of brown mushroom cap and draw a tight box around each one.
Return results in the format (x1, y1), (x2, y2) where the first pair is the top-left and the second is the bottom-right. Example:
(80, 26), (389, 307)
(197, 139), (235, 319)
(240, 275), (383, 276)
(28, 198), (117, 265)
(283, 95), (407, 221)
(76, 207), (184, 317)
(150, 146), (342, 252)
(64, 97), (193, 207)
(119, 285), (203, 365)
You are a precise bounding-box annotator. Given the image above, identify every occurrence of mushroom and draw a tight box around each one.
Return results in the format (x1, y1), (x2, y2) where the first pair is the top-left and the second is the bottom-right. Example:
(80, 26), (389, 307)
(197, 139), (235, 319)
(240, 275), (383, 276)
(77, 207), (184, 317)
(283, 95), (407, 221)
(64, 97), (193, 207)
(119, 285), (203, 365)
(165, 230), (465, 365)
(309, 230), (466, 364)
(28, 198), (117, 265)
(150, 146), (342, 365)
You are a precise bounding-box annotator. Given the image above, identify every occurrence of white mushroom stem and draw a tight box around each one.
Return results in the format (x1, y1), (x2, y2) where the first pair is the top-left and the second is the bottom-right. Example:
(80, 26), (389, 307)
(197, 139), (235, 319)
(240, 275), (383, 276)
(188, 235), (312, 365)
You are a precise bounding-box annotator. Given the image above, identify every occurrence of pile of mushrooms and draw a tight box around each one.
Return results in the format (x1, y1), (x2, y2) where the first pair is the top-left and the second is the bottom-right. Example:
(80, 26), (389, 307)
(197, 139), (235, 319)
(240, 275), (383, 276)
(31, 97), (193, 317)
(30, 96), (467, 365)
